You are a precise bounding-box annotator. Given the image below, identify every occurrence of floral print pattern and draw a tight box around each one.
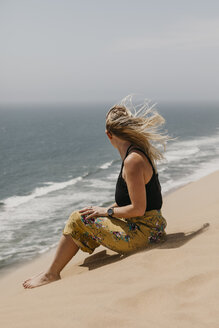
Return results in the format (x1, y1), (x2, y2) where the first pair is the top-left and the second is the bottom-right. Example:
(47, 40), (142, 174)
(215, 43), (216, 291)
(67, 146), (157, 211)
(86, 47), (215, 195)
(112, 231), (131, 242)
(63, 209), (167, 255)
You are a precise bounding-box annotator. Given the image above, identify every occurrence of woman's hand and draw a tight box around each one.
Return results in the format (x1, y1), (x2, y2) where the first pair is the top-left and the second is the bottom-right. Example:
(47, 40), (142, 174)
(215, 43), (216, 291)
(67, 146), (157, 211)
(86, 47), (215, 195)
(79, 206), (108, 220)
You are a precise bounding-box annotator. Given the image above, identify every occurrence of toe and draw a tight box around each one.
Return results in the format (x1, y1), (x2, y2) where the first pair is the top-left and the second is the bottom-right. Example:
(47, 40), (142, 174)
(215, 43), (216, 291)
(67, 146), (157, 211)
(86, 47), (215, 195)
(23, 281), (31, 288)
(23, 279), (30, 283)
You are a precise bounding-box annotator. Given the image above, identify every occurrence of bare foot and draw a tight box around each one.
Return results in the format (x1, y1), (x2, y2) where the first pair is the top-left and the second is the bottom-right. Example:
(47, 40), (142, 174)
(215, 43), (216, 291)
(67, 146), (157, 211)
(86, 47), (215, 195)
(23, 272), (61, 289)
(23, 271), (44, 284)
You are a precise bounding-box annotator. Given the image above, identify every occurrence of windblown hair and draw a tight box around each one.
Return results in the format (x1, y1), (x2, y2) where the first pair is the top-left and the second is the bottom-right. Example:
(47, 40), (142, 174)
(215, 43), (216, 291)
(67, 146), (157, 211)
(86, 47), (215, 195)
(105, 95), (169, 168)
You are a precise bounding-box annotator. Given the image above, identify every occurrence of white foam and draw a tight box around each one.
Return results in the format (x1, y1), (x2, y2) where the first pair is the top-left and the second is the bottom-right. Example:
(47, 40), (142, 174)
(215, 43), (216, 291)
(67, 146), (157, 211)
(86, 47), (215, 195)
(161, 132), (219, 165)
(168, 133), (219, 152)
(105, 172), (120, 180)
(87, 178), (115, 189)
(2, 175), (84, 209)
(157, 167), (166, 173)
(162, 156), (219, 194)
(164, 146), (200, 162)
(99, 161), (113, 169)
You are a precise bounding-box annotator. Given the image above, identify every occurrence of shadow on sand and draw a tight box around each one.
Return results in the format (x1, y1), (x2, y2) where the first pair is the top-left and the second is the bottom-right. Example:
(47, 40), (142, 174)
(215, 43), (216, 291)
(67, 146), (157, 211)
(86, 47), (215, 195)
(79, 223), (210, 271)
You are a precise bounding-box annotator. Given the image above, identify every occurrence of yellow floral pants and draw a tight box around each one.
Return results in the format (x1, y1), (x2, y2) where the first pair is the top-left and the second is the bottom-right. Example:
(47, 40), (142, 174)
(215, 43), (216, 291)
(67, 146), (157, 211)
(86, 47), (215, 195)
(63, 209), (167, 255)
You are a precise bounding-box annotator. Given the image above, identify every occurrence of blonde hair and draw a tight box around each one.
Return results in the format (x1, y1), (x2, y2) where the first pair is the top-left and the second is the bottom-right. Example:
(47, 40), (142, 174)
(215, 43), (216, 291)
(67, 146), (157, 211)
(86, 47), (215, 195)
(105, 95), (169, 168)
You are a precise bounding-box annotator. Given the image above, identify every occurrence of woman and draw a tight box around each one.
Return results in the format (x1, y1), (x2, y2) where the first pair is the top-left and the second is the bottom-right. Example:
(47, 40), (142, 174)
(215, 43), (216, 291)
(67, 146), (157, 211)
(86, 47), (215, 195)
(23, 101), (168, 289)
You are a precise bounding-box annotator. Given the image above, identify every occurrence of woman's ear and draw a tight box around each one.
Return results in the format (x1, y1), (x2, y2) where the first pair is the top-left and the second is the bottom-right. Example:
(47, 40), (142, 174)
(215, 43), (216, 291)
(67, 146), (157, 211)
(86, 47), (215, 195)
(105, 130), (112, 139)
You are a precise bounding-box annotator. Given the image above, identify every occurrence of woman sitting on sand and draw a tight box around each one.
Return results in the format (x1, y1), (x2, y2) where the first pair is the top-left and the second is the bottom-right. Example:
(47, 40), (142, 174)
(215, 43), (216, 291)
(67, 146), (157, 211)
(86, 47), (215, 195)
(23, 98), (168, 288)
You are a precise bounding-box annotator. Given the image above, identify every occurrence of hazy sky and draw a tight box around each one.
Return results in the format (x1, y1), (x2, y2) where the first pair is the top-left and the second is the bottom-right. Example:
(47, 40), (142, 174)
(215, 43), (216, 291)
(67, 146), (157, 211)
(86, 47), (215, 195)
(0, 0), (219, 104)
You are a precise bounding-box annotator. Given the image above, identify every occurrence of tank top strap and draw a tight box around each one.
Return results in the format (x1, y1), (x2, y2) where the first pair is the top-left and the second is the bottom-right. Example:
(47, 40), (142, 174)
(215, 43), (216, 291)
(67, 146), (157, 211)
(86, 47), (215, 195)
(126, 145), (155, 173)
(125, 144), (134, 159)
(121, 144), (134, 169)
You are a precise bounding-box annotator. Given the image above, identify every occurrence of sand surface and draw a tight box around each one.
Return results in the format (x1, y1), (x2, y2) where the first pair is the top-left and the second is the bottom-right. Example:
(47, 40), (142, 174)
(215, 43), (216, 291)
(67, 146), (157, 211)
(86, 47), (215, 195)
(0, 171), (219, 328)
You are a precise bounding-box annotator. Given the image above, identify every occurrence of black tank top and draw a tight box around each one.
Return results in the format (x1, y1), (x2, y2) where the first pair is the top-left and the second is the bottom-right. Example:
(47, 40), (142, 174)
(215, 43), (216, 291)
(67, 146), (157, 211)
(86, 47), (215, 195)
(115, 144), (163, 212)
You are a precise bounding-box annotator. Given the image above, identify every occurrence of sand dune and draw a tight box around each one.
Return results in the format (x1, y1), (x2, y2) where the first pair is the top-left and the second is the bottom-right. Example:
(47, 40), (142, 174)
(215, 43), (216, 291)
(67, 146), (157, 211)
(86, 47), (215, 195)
(0, 171), (218, 328)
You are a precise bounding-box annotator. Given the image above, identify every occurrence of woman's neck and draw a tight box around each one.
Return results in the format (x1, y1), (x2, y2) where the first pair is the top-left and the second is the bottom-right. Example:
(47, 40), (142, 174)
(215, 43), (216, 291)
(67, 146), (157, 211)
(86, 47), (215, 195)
(117, 141), (133, 161)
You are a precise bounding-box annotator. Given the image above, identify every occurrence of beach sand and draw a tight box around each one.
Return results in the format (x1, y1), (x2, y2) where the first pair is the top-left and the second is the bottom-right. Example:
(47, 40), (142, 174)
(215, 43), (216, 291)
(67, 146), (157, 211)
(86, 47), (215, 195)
(0, 171), (218, 328)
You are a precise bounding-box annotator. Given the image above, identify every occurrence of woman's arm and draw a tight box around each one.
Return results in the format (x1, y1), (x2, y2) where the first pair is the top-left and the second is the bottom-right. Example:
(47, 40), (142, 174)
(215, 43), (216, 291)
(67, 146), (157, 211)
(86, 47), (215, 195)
(111, 155), (147, 219)
(79, 155), (147, 220)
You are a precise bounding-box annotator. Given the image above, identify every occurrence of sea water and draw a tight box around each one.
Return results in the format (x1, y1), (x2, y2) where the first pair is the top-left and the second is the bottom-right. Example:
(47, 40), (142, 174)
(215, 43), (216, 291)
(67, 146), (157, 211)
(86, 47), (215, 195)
(0, 102), (219, 271)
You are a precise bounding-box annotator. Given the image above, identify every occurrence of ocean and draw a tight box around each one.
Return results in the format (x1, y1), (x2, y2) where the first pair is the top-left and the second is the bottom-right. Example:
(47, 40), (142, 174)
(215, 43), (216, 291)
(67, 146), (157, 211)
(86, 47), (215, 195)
(0, 102), (219, 272)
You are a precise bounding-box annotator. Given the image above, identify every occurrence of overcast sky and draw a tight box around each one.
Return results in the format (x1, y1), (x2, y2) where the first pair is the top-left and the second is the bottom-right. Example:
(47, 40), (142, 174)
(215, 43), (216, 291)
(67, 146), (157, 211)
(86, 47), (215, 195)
(0, 0), (219, 105)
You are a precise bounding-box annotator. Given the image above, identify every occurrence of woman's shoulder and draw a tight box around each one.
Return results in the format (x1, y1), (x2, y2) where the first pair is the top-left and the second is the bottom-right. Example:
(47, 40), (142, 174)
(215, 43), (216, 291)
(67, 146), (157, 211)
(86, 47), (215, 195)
(124, 147), (151, 166)
(123, 149), (154, 183)
(124, 150), (145, 167)
(123, 151), (148, 176)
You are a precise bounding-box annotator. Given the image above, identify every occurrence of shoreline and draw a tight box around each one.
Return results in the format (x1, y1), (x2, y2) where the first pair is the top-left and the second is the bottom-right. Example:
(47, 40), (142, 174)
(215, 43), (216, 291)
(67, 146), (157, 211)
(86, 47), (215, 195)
(0, 170), (219, 327)
(1, 168), (218, 278)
